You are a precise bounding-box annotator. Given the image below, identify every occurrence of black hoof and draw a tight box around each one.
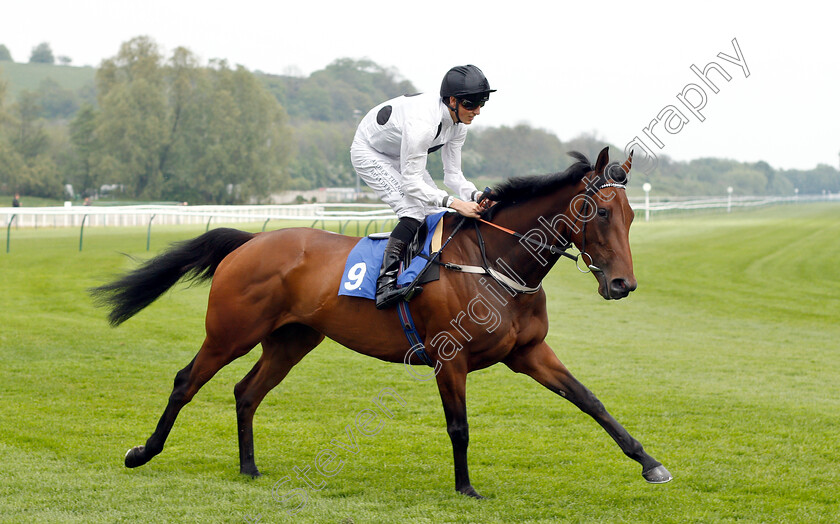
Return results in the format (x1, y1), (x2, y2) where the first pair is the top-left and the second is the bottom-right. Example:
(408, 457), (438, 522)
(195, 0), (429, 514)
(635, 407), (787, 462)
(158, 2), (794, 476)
(642, 464), (673, 484)
(457, 486), (485, 499)
(124, 445), (151, 468)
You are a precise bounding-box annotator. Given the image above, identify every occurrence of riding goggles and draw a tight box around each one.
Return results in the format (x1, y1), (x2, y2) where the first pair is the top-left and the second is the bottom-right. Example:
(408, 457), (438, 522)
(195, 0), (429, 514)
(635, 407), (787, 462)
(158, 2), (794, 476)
(459, 97), (486, 110)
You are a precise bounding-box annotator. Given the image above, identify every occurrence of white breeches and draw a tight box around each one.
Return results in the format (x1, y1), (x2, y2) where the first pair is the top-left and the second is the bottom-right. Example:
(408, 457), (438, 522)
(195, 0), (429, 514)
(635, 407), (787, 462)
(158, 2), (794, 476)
(350, 141), (443, 221)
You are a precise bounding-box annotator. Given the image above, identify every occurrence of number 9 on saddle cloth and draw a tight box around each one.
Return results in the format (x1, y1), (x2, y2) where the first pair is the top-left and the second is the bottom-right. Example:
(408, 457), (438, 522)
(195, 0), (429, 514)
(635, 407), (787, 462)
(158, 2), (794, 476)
(338, 211), (446, 299)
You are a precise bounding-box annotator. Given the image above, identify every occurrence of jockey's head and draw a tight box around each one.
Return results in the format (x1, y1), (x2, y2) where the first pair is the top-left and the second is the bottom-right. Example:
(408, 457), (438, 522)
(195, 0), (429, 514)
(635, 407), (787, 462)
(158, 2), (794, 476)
(440, 65), (496, 124)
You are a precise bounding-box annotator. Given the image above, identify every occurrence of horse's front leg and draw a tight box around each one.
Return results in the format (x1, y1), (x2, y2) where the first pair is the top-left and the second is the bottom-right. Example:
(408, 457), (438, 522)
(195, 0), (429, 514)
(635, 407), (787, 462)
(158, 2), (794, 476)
(504, 341), (672, 483)
(434, 361), (484, 498)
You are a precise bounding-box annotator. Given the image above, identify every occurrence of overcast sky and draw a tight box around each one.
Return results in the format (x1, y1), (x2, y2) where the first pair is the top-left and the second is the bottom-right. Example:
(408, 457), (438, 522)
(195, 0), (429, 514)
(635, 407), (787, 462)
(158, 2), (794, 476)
(3, 1), (838, 172)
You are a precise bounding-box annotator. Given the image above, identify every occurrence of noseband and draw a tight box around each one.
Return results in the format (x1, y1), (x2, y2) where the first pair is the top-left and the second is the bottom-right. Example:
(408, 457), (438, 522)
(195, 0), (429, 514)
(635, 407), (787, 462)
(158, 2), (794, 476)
(576, 178), (628, 273)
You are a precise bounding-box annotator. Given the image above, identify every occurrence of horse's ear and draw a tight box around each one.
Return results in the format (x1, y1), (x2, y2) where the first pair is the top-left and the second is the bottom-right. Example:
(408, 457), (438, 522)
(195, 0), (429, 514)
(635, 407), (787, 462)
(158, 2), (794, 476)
(621, 149), (634, 175)
(594, 146), (610, 175)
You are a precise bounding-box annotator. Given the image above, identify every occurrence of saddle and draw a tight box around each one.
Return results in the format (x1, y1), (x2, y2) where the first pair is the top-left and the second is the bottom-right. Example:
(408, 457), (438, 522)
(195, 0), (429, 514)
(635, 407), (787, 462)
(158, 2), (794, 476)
(367, 217), (442, 272)
(338, 212), (446, 300)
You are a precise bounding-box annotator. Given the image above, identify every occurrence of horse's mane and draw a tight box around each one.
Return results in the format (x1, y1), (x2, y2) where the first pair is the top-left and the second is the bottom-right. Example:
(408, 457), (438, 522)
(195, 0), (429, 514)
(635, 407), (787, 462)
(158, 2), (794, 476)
(482, 151), (592, 218)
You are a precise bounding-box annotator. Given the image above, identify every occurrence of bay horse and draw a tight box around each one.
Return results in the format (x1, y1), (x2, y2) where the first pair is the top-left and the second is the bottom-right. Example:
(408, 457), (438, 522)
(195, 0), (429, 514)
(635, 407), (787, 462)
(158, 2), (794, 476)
(92, 146), (671, 499)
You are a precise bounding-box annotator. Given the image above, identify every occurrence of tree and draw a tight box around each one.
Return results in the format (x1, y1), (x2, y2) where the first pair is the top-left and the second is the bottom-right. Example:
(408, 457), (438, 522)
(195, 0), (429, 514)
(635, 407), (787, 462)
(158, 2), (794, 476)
(722, 166), (768, 195)
(161, 59), (292, 203)
(94, 36), (168, 198)
(265, 58), (416, 123)
(0, 44), (11, 61)
(0, 80), (22, 193)
(471, 124), (566, 179)
(782, 164), (840, 195)
(0, 139), (25, 194)
(10, 91), (50, 160)
(288, 120), (355, 188)
(35, 78), (79, 119)
(87, 37), (292, 203)
(29, 42), (55, 64)
(68, 104), (100, 195)
(0, 86), (63, 198)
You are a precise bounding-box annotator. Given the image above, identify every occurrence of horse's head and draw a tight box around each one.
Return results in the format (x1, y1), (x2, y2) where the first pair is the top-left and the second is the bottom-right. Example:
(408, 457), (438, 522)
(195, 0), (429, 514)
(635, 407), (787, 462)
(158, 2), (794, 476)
(572, 147), (637, 300)
(480, 147), (638, 299)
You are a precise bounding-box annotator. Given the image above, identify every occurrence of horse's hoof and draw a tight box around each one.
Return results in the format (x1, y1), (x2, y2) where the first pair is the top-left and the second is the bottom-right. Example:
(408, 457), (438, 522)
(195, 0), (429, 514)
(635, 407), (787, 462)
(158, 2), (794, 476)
(458, 486), (485, 499)
(124, 445), (149, 468)
(642, 465), (673, 484)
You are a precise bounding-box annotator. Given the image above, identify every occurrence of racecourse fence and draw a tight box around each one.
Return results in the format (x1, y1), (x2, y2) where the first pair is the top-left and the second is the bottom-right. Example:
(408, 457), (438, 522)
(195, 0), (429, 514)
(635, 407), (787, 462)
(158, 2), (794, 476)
(2, 195), (836, 252)
(2, 203), (395, 230)
(1, 203), (398, 252)
(638, 194), (836, 214)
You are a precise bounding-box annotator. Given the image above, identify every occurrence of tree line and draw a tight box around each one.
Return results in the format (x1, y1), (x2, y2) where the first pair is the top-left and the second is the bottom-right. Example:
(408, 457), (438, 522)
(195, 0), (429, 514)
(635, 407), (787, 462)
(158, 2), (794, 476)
(1, 37), (838, 203)
(2, 37), (290, 203)
(0, 41), (72, 65)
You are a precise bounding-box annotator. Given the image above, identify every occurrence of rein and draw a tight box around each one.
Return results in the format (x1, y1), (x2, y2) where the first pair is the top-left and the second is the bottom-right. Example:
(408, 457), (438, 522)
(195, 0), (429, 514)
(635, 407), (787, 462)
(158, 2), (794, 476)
(439, 179), (628, 295)
(477, 219), (578, 263)
(403, 176), (628, 297)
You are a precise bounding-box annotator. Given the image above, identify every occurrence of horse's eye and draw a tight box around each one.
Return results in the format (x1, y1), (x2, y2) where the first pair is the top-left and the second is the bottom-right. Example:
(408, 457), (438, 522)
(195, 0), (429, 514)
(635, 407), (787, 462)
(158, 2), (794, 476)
(597, 208), (609, 218)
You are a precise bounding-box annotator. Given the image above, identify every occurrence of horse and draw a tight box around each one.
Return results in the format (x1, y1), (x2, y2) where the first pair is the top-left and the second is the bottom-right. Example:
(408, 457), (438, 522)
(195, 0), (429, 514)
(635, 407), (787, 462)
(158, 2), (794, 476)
(92, 146), (671, 499)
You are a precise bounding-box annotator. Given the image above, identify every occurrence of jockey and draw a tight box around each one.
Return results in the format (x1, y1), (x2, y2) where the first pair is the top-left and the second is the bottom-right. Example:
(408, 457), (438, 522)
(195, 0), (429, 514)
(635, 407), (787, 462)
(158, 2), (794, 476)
(351, 64), (495, 309)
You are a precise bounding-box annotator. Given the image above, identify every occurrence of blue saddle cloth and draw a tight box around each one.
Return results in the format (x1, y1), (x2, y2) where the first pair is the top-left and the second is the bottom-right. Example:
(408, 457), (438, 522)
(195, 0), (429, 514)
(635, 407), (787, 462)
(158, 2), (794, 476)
(338, 212), (446, 299)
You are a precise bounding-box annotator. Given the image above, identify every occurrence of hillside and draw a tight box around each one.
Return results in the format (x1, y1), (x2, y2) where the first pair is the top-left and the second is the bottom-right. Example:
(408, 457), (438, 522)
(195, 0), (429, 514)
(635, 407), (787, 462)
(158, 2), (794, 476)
(0, 61), (95, 100)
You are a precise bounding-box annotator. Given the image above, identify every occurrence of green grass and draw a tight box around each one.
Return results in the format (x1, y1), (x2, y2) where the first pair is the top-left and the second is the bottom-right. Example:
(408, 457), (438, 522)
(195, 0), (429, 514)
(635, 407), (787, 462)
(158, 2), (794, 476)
(1, 204), (838, 523)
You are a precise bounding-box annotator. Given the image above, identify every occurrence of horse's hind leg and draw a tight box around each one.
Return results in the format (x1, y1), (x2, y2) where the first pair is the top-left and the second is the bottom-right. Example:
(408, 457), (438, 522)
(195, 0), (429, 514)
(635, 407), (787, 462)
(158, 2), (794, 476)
(234, 323), (324, 477)
(504, 341), (672, 483)
(124, 337), (252, 469)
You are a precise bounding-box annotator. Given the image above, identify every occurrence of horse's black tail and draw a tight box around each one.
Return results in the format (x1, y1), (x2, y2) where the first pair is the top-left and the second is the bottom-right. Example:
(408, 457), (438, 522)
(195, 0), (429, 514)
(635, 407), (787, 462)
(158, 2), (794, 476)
(91, 228), (256, 326)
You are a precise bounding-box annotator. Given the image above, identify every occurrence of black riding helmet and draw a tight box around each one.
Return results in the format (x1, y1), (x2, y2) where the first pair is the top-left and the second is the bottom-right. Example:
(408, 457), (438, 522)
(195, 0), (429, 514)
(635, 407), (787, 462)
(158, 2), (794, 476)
(440, 65), (496, 123)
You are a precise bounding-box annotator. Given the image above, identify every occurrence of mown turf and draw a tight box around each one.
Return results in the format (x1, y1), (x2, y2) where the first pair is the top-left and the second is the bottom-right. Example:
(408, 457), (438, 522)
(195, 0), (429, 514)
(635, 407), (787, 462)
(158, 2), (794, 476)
(1, 203), (838, 523)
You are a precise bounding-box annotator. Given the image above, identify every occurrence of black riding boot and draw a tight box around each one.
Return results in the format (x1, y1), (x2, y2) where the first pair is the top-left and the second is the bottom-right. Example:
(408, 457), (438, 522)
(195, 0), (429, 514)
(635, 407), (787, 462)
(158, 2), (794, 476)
(375, 218), (423, 309)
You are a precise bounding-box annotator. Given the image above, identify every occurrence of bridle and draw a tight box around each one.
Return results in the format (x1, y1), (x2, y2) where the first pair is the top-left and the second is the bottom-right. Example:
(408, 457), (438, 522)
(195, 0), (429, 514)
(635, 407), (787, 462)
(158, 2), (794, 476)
(417, 152), (634, 297)
(575, 165), (629, 274)
(477, 175), (627, 277)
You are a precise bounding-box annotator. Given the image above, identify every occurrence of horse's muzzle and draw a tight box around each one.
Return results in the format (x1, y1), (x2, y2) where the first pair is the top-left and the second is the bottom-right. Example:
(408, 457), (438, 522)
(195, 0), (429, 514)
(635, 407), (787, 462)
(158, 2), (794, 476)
(607, 277), (637, 300)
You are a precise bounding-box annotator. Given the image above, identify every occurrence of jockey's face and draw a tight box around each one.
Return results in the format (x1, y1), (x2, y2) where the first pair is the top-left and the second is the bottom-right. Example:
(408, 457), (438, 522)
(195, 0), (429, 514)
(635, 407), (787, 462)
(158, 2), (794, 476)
(447, 96), (482, 125)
